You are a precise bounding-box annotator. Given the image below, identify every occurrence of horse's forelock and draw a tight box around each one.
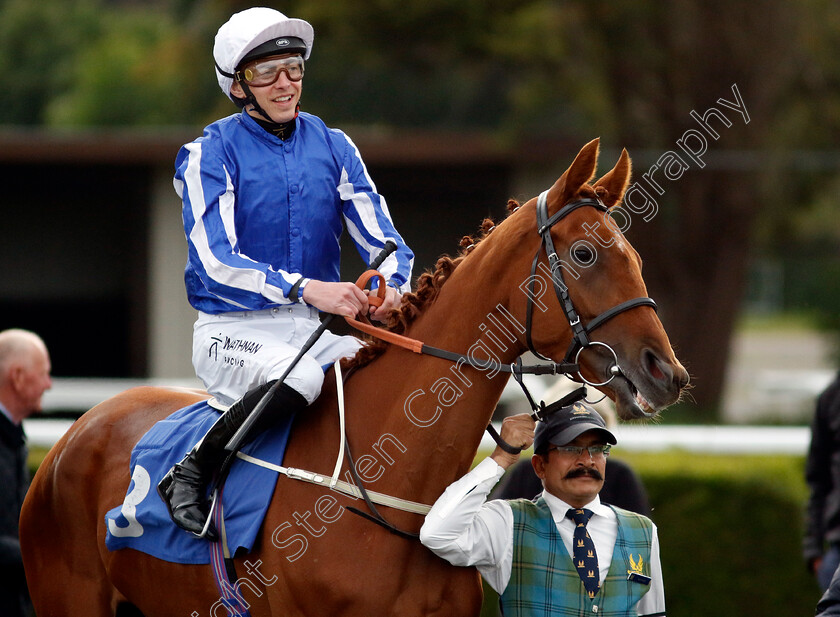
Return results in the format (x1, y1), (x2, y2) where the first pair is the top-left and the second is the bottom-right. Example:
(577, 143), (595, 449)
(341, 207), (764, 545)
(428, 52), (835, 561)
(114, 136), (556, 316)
(578, 184), (598, 200)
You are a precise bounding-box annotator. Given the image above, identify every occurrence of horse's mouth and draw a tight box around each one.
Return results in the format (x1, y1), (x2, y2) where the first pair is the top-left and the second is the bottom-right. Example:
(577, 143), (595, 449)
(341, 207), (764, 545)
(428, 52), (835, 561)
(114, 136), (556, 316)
(609, 374), (657, 420)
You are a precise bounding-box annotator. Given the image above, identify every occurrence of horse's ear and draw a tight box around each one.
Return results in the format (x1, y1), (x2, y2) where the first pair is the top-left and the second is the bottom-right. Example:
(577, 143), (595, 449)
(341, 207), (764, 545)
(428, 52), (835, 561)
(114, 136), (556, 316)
(594, 148), (632, 208)
(547, 138), (600, 207)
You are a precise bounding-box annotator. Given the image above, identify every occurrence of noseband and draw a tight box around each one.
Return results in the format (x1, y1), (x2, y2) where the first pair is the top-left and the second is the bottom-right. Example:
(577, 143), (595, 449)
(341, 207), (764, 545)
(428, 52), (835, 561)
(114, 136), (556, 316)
(525, 190), (657, 389)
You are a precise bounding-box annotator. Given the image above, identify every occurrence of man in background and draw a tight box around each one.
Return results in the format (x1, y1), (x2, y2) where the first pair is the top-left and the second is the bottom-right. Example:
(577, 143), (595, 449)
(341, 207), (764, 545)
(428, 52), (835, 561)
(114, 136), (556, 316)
(421, 401), (665, 616)
(0, 329), (52, 617)
(804, 371), (840, 590)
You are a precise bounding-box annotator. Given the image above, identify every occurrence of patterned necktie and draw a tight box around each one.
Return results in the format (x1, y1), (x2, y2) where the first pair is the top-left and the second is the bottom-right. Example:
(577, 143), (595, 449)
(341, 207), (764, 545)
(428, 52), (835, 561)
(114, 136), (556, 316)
(566, 508), (600, 598)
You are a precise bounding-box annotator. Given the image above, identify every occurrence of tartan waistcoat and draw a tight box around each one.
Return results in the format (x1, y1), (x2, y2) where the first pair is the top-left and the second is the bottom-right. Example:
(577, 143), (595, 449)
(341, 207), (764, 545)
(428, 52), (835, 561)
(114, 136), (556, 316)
(500, 497), (653, 617)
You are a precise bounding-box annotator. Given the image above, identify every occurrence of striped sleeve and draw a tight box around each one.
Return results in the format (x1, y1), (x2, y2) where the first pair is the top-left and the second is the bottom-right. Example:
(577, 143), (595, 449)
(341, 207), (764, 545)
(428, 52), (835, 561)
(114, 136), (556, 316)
(334, 130), (414, 292)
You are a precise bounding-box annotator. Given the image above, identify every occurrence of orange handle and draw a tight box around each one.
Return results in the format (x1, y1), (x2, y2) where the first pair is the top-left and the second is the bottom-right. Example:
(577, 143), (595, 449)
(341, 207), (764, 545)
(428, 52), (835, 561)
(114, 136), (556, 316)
(344, 269), (424, 353)
(355, 270), (387, 308)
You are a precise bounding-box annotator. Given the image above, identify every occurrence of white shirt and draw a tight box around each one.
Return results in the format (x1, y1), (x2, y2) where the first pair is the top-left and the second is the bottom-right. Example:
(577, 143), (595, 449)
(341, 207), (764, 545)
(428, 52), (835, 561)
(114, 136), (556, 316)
(419, 458), (666, 616)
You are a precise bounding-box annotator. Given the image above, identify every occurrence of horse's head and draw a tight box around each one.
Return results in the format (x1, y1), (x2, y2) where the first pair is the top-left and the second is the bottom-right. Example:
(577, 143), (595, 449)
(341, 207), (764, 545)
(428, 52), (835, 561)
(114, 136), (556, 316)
(515, 138), (688, 419)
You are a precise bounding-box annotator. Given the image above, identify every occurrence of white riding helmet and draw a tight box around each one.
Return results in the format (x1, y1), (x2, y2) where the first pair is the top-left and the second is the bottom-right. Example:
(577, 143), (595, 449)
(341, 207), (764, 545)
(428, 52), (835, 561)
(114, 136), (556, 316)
(213, 7), (314, 102)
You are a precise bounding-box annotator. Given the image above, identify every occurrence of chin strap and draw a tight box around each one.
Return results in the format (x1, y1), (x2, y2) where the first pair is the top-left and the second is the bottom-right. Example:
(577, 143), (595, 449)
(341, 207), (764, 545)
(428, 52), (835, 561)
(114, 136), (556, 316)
(242, 88), (302, 135)
(238, 81), (275, 123)
(255, 114), (297, 140)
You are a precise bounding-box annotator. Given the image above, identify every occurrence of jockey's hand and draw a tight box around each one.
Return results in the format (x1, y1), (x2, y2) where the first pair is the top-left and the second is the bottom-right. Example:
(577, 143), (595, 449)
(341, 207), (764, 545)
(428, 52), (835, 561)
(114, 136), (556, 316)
(491, 414), (536, 470)
(368, 286), (401, 323)
(302, 280), (369, 318)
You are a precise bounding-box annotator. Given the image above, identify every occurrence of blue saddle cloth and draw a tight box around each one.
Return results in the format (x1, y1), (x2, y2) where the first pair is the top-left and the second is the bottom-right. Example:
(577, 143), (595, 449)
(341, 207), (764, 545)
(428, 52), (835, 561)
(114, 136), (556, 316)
(104, 400), (293, 564)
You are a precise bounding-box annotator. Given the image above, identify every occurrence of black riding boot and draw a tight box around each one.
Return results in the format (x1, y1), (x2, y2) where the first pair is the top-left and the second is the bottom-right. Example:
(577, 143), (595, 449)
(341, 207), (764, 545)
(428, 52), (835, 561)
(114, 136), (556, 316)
(157, 381), (308, 539)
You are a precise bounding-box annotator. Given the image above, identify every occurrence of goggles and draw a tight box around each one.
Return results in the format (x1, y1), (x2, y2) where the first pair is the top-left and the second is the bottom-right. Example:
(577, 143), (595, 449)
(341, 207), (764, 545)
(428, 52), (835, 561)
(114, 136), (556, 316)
(235, 55), (304, 87)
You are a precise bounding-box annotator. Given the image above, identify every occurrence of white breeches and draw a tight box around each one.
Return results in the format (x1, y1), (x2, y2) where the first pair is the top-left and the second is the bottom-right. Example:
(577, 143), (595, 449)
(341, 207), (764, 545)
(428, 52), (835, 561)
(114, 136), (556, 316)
(192, 305), (363, 406)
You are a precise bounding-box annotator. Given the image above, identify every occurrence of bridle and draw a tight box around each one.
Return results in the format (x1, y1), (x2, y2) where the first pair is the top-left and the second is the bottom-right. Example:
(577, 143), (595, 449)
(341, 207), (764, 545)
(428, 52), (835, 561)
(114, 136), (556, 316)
(525, 189), (658, 391)
(343, 189), (658, 426)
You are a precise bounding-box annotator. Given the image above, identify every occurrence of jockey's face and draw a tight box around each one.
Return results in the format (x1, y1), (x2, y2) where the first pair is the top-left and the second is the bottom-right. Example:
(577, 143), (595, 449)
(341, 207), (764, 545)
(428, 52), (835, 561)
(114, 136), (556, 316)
(231, 53), (303, 124)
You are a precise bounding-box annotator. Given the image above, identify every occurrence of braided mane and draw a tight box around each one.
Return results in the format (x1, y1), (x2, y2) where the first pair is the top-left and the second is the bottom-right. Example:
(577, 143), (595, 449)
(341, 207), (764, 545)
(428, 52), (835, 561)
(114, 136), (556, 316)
(344, 207), (518, 371)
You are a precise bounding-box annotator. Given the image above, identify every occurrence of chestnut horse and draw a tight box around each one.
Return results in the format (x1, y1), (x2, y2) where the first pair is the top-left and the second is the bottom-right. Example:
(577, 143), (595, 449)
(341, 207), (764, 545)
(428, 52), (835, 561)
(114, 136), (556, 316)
(21, 138), (688, 617)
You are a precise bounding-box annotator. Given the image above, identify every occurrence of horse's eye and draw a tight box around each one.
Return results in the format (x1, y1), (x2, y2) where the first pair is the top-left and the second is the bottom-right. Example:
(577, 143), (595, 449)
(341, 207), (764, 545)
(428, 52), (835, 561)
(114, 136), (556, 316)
(573, 246), (595, 265)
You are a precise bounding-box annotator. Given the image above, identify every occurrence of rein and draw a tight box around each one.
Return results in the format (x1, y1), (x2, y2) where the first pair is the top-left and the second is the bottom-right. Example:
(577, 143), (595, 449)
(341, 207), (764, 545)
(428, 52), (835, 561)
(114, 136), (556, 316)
(344, 276), (580, 378)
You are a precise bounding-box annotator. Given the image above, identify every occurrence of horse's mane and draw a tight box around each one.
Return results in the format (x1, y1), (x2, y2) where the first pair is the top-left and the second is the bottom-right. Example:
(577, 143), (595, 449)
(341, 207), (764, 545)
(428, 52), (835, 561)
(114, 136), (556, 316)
(343, 184), (605, 371)
(343, 204), (517, 371)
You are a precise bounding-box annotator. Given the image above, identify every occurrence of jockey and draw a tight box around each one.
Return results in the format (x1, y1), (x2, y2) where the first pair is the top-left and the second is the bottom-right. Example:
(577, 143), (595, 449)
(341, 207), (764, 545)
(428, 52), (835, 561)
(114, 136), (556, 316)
(159, 7), (414, 539)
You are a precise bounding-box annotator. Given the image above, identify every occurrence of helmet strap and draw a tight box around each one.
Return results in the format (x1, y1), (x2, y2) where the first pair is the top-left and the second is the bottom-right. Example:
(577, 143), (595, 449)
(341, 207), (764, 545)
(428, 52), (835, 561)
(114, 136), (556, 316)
(240, 81), (275, 123)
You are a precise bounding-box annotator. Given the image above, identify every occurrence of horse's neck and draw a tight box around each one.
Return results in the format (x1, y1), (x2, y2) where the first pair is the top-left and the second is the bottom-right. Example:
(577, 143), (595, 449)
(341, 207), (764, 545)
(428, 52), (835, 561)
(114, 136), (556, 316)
(346, 257), (527, 503)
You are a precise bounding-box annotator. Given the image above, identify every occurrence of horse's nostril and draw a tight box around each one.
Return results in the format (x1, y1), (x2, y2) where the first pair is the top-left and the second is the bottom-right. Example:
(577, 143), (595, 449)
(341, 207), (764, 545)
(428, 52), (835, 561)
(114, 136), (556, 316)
(648, 350), (689, 390)
(645, 350), (666, 381)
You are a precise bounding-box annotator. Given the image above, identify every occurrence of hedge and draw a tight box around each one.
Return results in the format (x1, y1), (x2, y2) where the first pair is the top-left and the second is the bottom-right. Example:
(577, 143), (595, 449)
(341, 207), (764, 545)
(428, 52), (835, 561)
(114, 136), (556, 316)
(481, 450), (820, 617)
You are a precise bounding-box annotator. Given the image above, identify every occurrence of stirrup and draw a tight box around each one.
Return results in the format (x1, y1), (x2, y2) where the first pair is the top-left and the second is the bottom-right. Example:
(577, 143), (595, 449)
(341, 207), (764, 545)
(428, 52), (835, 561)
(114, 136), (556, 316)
(196, 490), (220, 540)
(171, 501), (219, 541)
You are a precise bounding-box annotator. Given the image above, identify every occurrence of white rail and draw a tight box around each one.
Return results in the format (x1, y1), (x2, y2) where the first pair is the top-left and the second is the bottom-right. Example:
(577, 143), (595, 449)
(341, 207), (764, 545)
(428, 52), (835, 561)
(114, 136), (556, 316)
(26, 378), (812, 455)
